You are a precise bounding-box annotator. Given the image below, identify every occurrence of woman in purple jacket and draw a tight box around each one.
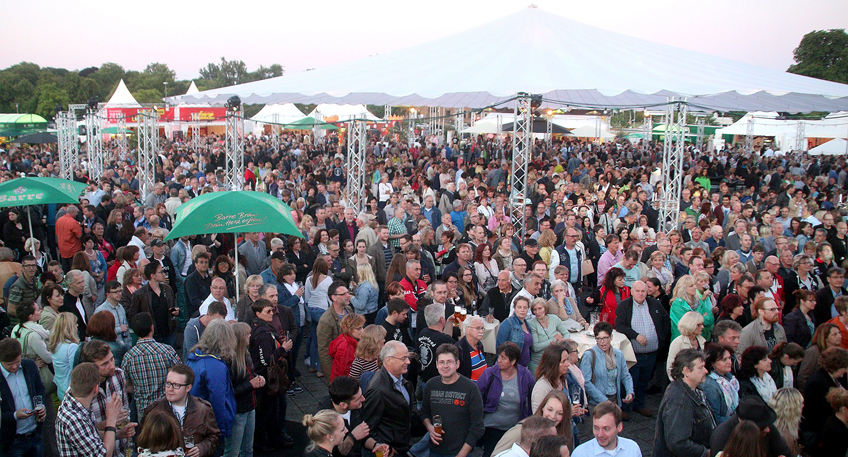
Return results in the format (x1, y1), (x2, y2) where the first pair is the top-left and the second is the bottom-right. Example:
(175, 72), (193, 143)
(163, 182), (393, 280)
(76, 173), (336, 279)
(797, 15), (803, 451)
(476, 341), (536, 457)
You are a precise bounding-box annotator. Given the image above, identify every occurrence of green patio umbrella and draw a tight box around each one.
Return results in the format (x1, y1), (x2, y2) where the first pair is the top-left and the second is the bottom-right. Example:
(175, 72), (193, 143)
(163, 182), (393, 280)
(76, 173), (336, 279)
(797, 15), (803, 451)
(166, 190), (302, 303)
(284, 116), (339, 130)
(0, 177), (87, 256)
(101, 126), (134, 135)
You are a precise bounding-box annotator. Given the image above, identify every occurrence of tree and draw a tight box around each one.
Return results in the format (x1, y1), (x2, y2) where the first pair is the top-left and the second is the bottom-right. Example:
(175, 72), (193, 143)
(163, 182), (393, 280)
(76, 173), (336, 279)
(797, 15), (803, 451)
(787, 29), (848, 84)
(34, 83), (69, 119)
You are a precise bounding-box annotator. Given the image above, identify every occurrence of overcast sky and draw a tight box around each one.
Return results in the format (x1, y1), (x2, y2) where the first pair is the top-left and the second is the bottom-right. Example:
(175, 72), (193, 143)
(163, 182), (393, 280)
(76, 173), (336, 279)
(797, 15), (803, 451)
(3, 0), (847, 80)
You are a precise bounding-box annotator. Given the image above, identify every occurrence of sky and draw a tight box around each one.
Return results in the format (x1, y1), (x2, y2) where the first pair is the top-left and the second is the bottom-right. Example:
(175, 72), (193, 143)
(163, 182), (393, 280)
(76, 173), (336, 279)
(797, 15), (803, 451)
(2, 0), (847, 81)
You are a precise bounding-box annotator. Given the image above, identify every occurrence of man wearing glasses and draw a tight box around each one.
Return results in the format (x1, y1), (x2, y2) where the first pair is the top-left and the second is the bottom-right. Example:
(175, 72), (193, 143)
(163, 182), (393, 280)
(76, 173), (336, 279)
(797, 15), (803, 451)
(94, 281), (132, 349)
(317, 281), (354, 380)
(141, 364), (220, 457)
(362, 341), (414, 456)
(737, 298), (787, 355)
(7, 255), (39, 326)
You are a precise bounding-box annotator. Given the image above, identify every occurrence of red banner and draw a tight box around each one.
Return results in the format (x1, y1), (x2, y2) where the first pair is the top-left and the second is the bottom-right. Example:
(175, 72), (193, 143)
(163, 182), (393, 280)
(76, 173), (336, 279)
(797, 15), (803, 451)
(104, 107), (227, 123)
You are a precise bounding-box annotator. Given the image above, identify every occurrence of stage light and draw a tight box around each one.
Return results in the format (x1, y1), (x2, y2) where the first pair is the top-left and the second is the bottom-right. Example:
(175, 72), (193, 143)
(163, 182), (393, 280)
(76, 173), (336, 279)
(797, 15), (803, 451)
(87, 97), (98, 111)
(226, 96), (241, 112)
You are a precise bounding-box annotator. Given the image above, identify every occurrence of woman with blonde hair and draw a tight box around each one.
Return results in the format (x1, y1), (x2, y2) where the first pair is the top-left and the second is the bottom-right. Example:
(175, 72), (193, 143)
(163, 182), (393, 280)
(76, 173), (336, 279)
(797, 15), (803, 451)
(305, 257), (333, 376)
(226, 322), (261, 457)
(645, 251), (673, 293)
(538, 229), (558, 268)
(351, 265), (379, 324)
(666, 311), (707, 379)
(300, 214), (314, 245)
(329, 314), (366, 380)
(235, 274), (264, 323)
(49, 312), (80, 401)
(527, 298), (570, 374)
(716, 250), (741, 295)
(670, 275), (714, 341)
(349, 324), (386, 380)
(768, 387), (803, 457)
(302, 409), (354, 457)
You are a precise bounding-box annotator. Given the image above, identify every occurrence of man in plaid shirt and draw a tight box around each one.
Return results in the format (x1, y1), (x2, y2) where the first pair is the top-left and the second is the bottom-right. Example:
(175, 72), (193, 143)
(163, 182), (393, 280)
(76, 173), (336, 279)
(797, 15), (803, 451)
(79, 340), (136, 457)
(121, 312), (181, 422)
(56, 363), (123, 457)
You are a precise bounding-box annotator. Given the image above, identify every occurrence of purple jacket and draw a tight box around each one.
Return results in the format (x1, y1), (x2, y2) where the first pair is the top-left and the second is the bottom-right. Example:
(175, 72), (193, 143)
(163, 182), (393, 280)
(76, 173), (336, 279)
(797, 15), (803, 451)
(477, 364), (535, 418)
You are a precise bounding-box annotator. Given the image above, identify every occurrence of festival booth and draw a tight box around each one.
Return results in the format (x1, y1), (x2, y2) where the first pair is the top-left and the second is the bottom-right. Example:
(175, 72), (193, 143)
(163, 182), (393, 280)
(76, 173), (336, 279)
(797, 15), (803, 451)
(0, 114), (48, 138)
(251, 103), (306, 134)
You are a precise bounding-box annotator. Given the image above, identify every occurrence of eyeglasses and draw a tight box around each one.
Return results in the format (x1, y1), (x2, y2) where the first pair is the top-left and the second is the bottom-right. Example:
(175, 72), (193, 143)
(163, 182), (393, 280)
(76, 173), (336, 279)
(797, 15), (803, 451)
(469, 326), (485, 331)
(333, 291), (351, 296)
(388, 355), (411, 362)
(596, 336), (611, 341)
(164, 382), (190, 389)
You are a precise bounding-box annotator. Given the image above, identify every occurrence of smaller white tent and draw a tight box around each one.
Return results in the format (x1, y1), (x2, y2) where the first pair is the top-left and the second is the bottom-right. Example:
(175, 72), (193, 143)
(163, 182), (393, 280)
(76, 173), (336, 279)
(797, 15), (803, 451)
(460, 122), (500, 134)
(104, 79), (140, 107)
(251, 103), (305, 123)
(309, 104), (381, 122)
(809, 138), (848, 156)
(185, 81), (200, 95)
(717, 113), (848, 151)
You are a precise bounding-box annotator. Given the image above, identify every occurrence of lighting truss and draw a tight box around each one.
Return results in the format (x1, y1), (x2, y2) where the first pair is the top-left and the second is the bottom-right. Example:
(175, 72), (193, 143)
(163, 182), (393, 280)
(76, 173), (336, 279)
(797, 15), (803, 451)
(384, 105), (391, 121)
(745, 116), (754, 152)
(56, 111), (77, 180)
(696, 117), (705, 152)
(408, 111), (416, 148)
(137, 110), (159, 203)
(190, 113), (201, 154)
(657, 98), (687, 232)
(85, 107), (104, 179)
(795, 120), (806, 152)
(545, 115), (553, 149)
(225, 108), (245, 190)
(510, 94), (533, 240)
(116, 115), (128, 161)
(642, 115), (652, 152)
(455, 112), (464, 137)
(271, 113), (280, 152)
(345, 120), (367, 212)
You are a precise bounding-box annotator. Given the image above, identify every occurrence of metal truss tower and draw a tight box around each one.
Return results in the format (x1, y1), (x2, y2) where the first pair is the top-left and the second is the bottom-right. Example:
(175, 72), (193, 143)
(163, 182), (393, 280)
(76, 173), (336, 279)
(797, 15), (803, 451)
(137, 110), (159, 203)
(695, 117), (705, 152)
(85, 107), (104, 179)
(345, 120), (367, 212)
(545, 115), (553, 149)
(116, 115), (128, 161)
(56, 112), (77, 180)
(795, 121), (806, 152)
(225, 108), (245, 190)
(657, 98), (688, 232)
(271, 113), (280, 152)
(642, 115), (653, 152)
(510, 94), (533, 240)
(190, 113), (201, 153)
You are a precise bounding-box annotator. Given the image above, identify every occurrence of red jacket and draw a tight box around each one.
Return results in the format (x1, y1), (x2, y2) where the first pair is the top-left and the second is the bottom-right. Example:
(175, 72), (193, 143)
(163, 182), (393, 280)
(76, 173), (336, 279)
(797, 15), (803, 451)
(400, 276), (427, 312)
(328, 333), (358, 381)
(598, 285), (631, 324)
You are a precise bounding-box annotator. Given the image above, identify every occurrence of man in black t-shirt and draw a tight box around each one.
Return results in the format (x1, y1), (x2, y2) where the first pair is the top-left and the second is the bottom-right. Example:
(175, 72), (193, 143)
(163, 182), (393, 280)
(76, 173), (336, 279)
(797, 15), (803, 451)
(381, 298), (413, 349)
(417, 302), (456, 383)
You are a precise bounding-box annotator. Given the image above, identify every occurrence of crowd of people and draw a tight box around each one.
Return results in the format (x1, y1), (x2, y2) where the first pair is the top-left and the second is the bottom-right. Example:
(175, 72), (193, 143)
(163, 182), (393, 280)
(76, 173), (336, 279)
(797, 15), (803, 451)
(2, 126), (848, 457)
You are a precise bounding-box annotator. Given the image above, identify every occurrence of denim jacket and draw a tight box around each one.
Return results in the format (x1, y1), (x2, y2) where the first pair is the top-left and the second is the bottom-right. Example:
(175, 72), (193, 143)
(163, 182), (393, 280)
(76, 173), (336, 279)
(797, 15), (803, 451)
(496, 314), (530, 350)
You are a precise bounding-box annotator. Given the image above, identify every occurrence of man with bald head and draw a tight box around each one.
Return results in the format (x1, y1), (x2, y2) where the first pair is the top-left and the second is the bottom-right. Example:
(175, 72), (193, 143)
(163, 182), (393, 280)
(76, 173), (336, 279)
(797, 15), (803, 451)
(199, 277), (235, 321)
(614, 280), (670, 420)
(336, 206), (359, 244)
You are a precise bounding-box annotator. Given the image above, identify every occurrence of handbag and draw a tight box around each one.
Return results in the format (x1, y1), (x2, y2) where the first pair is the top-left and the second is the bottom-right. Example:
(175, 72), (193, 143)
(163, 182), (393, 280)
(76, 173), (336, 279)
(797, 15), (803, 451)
(266, 356), (291, 396)
(581, 258), (594, 276)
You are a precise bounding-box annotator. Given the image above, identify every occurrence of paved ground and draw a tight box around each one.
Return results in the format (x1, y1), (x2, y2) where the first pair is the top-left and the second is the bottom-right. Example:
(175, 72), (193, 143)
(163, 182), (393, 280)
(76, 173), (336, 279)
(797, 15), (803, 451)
(281, 349), (663, 456)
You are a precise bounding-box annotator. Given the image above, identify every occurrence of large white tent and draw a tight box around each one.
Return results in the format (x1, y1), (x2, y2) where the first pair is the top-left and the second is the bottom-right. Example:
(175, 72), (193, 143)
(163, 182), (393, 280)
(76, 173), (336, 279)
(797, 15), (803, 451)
(309, 104), (381, 122)
(104, 79), (140, 107)
(167, 7), (848, 113)
(251, 103), (305, 123)
(809, 138), (848, 156)
(716, 113), (848, 151)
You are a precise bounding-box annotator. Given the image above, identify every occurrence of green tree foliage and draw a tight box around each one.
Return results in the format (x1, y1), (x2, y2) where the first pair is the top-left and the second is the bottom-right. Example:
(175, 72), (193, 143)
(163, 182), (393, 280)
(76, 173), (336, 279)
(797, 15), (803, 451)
(0, 59), (285, 119)
(787, 29), (848, 84)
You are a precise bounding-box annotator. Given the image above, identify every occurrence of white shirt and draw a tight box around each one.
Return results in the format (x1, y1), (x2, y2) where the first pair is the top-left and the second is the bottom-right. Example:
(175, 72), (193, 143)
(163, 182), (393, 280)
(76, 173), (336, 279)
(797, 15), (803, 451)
(199, 294), (235, 321)
(128, 236), (146, 251)
(494, 442), (529, 457)
(571, 437), (642, 457)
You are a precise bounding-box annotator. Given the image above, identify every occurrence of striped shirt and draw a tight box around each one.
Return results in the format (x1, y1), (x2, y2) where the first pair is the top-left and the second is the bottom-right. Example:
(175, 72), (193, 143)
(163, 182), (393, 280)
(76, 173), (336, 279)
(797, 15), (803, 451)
(631, 300), (659, 353)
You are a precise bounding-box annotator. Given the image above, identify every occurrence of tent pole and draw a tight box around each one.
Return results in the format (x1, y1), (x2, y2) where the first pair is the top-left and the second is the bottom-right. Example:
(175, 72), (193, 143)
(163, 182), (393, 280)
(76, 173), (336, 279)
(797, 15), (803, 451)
(234, 233), (240, 304)
(26, 207), (36, 257)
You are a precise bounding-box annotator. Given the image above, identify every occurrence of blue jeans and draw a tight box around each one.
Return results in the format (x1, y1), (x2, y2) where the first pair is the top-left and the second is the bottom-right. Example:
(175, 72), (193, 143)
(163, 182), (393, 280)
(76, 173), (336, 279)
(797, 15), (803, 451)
(224, 410), (255, 457)
(307, 307), (324, 369)
(625, 351), (657, 411)
(6, 431), (43, 457)
(409, 434), (430, 457)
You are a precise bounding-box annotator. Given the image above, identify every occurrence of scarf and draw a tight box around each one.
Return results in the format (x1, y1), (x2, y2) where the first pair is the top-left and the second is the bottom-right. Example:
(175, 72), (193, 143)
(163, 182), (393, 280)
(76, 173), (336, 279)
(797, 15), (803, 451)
(708, 372), (739, 412)
(751, 373), (778, 402)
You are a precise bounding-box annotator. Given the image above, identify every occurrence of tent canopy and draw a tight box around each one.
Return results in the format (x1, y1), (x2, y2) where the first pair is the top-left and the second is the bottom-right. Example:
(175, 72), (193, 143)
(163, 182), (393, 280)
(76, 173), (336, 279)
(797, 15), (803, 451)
(808, 138), (848, 156)
(167, 7), (848, 113)
(0, 114), (48, 137)
(251, 103), (305, 123)
(309, 104), (381, 122)
(104, 80), (141, 107)
(283, 116), (339, 130)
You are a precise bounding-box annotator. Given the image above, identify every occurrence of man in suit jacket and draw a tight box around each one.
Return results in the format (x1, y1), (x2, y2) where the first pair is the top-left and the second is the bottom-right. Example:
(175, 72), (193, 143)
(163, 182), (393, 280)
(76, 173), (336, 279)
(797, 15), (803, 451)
(335, 207), (359, 245)
(815, 267), (848, 325)
(614, 280), (670, 419)
(60, 269), (89, 341)
(361, 341), (414, 455)
(367, 226), (392, 286)
(0, 338), (47, 456)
